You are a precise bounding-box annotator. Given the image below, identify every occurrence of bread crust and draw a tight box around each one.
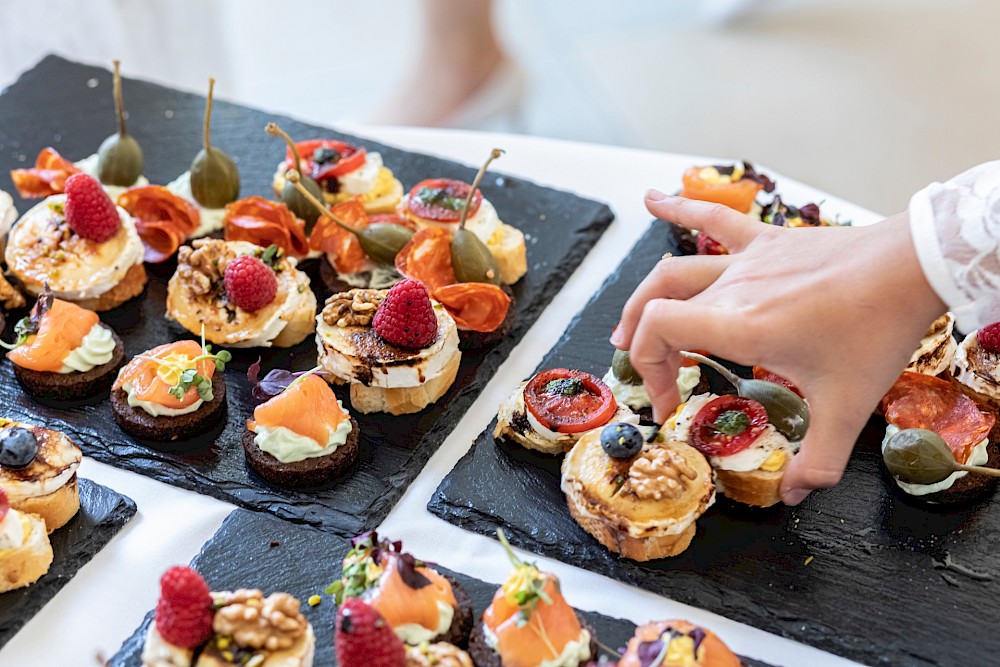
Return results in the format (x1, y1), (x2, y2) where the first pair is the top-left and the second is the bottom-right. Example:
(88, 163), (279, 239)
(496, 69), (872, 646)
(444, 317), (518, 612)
(0, 512), (53, 593)
(269, 287), (318, 348)
(73, 262), (147, 312)
(13, 474), (80, 533)
(713, 466), (784, 508)
(348, 350), (461, 415)
(565, 490), (698, 561)
(489, 223), (527, 285)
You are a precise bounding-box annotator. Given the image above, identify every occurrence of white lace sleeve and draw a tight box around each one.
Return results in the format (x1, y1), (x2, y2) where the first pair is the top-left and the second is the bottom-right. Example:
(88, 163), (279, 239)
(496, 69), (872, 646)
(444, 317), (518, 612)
(909, 161), (1000, 332)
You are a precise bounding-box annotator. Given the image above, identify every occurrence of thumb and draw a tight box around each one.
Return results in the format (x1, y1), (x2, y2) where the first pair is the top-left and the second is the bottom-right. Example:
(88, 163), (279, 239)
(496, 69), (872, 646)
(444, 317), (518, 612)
(779, 392), (867, 505)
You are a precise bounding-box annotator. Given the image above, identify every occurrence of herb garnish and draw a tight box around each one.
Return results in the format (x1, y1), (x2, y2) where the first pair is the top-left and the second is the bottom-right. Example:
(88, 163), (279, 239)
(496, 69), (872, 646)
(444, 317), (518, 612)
(139, 329), (231, 402)
(497, 529), (553, 627)
(545, 378), (584, 396)
(417, 186), (467, 212)
(324, 531), (432, 604)
(0, 285), (54, 350)
(255, 244), (283, 269)
(713, 410), (750, 436)
(313, 147), (342, 166)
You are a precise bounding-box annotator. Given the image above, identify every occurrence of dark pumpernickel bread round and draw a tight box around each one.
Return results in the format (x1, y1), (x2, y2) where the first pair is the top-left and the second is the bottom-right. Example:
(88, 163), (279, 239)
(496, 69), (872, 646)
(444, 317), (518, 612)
(111, 374), (227, 442)
(13, 326), (125, 400)
(457, 284), (517, 351)
(468, 615), (598, 667)
(432, 575), (473, 648)
(241, 417), (360, 489)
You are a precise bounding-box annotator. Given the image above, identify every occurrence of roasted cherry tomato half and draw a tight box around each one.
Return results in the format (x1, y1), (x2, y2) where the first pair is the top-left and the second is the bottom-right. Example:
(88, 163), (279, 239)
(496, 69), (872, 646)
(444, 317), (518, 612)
(696, 233), (728, 256)
(752, 365), (803, 398)
(689, 395), (768, 456)
(406, 178), (483, 223)
(523, 368), (617, 434)
(288, 139), (367, 181)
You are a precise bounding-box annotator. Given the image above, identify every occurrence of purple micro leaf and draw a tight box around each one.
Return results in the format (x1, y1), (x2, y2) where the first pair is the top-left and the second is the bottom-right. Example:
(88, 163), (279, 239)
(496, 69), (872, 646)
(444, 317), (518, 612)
(799, 202), (822, 226)
(250, 367), (330, 401)
(247, 357), (263, 385)
(742, 161), (776, 193)
(397, 553), (433, 590)
(636, 638), (667, 667)
(713, 164), (736, 176)
(689, 627), (707, 653)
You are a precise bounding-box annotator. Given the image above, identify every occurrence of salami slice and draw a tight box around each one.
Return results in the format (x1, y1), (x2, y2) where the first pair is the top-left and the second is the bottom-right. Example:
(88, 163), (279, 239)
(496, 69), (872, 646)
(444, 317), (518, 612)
(394, 227), (458, 292)
(118, 186), (200, 263)
(879, 371), (994, 464)
(433, 283), (511, 333)
(10, 148), (81, 198)
(308, 198), (370, 274)
(223, 196), (310, 260)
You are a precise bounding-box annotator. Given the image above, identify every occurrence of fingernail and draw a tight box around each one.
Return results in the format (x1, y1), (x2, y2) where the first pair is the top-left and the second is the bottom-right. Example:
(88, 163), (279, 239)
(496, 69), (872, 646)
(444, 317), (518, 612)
(610, 325), (624, 347)
(782, 488), (809, 506)
(646, 188), (668, 202)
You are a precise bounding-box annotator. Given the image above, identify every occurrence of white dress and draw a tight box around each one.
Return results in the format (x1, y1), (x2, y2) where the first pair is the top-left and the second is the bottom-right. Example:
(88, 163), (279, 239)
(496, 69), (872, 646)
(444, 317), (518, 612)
(910, 160), (1000, 333)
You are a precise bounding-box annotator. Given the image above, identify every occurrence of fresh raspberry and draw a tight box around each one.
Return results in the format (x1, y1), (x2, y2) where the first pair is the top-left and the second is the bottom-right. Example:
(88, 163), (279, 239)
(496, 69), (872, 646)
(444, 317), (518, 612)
(372, 279), (438, 349)
(696, 232), (728, 255)
(0, 488), (8, 522)
(64, 173), (121, 242)
(224, 256), (278, 312)
(335, 598), (406, 667)
(979, 322), (1000, 353)
(154, 566), (214, 649)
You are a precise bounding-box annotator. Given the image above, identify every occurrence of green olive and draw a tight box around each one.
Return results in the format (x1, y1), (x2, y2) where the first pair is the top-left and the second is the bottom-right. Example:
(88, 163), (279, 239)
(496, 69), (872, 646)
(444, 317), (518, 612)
(358, 223), (414, 266)
(281, 178), (323, 234)
(451, 227), (501, 284)
(611, 349), (643, 385)
(97, 60), (143, 186)
(191, 147), (240, 208)
(97, 133), (143, 186)
(679, 351), (810, 442)
(883, 428), (957, 485)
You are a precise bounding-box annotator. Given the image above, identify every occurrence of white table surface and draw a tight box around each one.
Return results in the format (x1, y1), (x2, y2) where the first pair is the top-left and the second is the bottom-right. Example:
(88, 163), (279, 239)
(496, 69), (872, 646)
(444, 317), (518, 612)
(1, 126), (883, 666)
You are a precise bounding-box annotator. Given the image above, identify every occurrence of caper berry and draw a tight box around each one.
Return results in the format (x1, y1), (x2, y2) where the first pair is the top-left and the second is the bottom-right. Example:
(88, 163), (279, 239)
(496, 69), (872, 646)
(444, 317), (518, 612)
(281, 177), (324, 234)
(190, 78), (240, 208)
(611, 349), (643, 385)
(358, 223), (414, 266)
(883, 428), (957, 485)
(97, 60), (144, 186)
(451, 228), (501, 285)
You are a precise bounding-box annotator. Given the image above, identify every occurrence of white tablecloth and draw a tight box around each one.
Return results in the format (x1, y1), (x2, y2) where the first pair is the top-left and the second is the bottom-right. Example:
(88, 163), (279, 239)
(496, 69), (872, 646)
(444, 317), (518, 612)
(1, 127), (881, 666)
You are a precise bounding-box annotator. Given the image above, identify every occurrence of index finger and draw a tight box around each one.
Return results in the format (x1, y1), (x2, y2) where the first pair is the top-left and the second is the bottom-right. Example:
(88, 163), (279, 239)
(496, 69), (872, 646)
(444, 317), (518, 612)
(646, 192), (767, 253)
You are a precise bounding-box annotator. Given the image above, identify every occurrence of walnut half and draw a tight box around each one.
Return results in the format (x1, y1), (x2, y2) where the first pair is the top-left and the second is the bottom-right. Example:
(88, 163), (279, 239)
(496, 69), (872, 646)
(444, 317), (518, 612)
(405, 642), (474, 667)
(322, 289), (385, 328)
(212, 589), (307, 651)
(624, 447), (699, 501)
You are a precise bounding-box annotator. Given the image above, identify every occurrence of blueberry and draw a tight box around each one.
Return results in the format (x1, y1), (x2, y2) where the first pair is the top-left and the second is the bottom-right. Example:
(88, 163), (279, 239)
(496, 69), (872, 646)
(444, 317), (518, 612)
(600, 422), (643, 459)
(0, 428), (39, 469)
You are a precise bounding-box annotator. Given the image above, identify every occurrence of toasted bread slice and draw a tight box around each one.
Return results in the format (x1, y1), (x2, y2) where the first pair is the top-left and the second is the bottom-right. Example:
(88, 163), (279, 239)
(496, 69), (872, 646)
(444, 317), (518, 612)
(713, 466), (784, 508)
(488, 223), (527, 285)
(349, 350), (461, 415)
(74, 262), (147, 312)
(0, 511), (53, 593)
(13, 475), (80, 533)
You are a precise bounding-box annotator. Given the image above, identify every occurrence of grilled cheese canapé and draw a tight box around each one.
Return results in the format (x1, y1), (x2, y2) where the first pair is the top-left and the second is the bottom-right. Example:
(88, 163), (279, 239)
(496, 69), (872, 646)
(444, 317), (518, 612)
(0, 419), (82, 533)
(5, 193), (147, 311)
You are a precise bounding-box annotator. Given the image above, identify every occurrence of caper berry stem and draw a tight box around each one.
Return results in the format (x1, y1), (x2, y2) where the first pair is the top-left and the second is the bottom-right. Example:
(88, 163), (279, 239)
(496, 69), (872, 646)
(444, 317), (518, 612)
(458, 148), (504, 229)
(954, 463), (1000, 477)
(266, 122), (304, 175)
(286, 169), (359, 236)
(203, 78), (216, 151)
(112, 59), (128, 137)
(679, 351), (742, 388)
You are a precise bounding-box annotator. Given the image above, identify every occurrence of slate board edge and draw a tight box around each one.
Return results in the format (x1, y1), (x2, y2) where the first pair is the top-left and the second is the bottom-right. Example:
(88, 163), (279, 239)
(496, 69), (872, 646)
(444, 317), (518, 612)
(110, 508), (778, 667)
(0, 55), (615, 538)
(0, 478), (137, 650)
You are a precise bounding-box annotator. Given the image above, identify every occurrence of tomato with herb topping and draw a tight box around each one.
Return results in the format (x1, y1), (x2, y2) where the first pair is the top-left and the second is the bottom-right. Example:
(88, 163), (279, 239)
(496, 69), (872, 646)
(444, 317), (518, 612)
(689, 395), (768, 456)
(523, 369), (617, 434)
(752, 365), (803, 398)
(406, 178), (482, 222)
(287, 139), (367, 182)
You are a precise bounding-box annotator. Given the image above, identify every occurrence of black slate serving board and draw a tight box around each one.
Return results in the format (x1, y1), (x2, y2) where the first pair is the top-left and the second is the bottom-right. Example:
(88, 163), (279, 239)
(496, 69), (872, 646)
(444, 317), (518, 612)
(0, 56), (612, 536)
(429, 219), (1000, 667)
(0, 478), (136, 648)
(110, 508), (776, 667)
